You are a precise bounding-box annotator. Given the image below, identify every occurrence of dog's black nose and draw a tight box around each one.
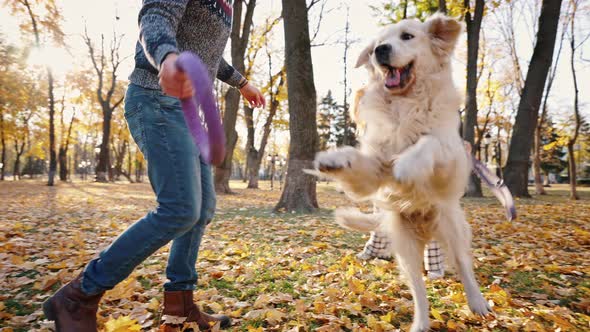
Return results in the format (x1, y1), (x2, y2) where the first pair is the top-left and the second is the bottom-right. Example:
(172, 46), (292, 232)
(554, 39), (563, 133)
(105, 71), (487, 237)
(375, 44), (392, 65)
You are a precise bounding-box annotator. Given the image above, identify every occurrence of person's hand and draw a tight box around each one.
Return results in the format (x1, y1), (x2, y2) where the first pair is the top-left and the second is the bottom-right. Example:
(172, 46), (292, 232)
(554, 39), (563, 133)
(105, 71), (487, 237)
(159, 53), (194, 99)
(240, 82), (266, 108)
(463, 141), (473, 154)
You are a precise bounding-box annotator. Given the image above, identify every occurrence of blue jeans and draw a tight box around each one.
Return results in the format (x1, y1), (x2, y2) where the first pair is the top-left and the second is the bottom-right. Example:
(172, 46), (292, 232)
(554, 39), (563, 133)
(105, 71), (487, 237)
(81, 83), (216, 295)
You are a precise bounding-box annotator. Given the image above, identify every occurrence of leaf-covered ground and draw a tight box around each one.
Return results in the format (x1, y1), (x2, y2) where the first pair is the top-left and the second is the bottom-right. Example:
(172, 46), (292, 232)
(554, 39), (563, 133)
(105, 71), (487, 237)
(1, 180), (589, 332)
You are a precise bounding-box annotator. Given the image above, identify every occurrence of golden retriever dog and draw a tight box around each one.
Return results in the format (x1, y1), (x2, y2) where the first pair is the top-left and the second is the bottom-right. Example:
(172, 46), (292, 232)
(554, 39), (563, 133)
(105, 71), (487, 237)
(309, 14), (491, 332)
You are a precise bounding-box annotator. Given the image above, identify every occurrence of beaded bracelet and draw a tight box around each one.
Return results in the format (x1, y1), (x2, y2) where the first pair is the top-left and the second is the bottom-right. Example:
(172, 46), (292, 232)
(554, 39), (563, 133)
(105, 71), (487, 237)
(238, 78), (249, 89)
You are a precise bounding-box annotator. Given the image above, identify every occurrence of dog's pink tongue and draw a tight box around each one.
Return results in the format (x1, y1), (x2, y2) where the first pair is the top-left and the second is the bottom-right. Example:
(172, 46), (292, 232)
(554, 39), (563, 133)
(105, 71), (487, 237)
(385, 68), (401, 88)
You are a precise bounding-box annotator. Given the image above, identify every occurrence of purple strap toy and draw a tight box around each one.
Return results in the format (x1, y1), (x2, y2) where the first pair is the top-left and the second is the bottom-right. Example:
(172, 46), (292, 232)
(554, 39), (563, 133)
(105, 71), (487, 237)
(175, 52), (226, 166)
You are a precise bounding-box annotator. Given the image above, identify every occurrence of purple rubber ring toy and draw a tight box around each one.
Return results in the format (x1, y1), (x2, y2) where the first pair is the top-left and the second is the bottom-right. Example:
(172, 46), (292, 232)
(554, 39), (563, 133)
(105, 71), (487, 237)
(175, 51), (226, 166)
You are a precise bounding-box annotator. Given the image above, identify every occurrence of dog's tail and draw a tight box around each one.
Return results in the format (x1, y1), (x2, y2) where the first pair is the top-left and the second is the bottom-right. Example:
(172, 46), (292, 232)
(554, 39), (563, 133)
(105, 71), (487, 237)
(335, 208), (380, 232)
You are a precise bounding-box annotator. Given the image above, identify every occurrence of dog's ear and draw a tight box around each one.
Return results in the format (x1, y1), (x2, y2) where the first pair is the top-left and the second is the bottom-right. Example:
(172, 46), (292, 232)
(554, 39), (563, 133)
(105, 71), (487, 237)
(355, 43), (373, 68)
(426, 13), (462, 56)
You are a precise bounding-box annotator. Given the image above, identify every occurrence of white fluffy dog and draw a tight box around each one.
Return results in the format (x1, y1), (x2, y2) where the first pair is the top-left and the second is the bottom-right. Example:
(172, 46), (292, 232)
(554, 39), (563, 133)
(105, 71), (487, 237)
(310, 14), (492, 332)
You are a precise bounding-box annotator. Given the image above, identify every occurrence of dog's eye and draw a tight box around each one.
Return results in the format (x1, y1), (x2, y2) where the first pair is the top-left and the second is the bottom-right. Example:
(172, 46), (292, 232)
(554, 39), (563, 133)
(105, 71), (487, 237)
(401, 32), (414, 41)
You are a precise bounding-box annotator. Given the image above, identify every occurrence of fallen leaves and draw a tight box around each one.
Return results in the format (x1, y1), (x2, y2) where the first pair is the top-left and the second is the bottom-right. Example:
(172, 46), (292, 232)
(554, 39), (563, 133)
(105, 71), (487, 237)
(104, 315), (142, 332)
(0, 181), (589, 331)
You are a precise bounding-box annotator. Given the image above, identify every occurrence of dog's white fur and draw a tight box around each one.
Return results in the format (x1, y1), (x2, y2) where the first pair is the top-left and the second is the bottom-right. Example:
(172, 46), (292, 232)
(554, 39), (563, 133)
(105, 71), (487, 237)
(312, 14), (491, 332)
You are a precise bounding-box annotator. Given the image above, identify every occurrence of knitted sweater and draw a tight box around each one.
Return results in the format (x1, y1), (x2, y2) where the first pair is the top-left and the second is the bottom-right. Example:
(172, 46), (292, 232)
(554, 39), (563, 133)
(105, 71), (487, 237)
(129, 0), (244, 90)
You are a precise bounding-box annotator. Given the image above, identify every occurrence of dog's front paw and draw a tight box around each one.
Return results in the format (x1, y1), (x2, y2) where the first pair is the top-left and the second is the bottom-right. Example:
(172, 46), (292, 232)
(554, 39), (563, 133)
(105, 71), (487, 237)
(409, 319), (430, 332)
(467, 293), (492, 316)
(314, 149), (354, 173)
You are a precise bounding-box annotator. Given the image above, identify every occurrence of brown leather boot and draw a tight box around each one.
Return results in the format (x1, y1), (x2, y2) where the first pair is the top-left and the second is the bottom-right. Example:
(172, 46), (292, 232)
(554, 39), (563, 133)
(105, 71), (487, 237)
(42, 272), (104, 332)
(162, 290), (231, 330)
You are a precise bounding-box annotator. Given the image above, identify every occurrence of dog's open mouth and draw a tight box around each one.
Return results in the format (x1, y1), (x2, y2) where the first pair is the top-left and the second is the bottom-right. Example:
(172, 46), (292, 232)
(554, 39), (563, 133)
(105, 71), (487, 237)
(382, 61), (415, 93)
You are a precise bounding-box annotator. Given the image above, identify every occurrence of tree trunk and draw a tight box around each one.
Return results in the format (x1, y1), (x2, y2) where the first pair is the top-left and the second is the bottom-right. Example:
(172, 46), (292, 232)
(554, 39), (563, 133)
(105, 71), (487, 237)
(96, 110), (112, 182)
(533, 128), (546, 195)
(113, 139), (130, 182)
(504, 0), (562, 197)
(247, 153), (260, 188)
(13, 140), (25, 180)
(245, 73), (282, 190)
(13, 158), (20, 181)
(83, 30), (124, 184)
(438, 0), (447, 13)
(533, 10), (567, 195)
(59, 106), (75, 181)
(135, 152), (144, 183)
(402, 1), (408, 19)
(214, 0), (256, 194)
(20, 0), (57, 186)
(342, 7), (354, 146)
(47, 69), (57, 186)
(27, 156), (34, 178)
(275, 0), (319, 213)
(244, 105), (259, 188)
(127, 142), (133, 182)
(253, 96), (280, 187)
(127, 145), (131, 178)
(215, 88), (240, 193)
(13, 151), (20, 181)
(567, 143), (578, 200)
(567, 0), (580, 200)
(462, 0), (485, 197)
(58, 147), (68, 181)
(0, 110), (5, 181)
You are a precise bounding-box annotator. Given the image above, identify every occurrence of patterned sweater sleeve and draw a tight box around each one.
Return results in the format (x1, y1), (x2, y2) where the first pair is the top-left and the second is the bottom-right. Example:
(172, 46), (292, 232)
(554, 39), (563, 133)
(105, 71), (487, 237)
(138, 0), (190, 70)
(217, 57), (245, 88)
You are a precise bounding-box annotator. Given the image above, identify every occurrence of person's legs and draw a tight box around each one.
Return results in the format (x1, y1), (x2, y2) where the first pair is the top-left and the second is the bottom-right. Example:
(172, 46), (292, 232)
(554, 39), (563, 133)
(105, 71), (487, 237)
(358, 232), (446, 280)
(82, 84), (203, 295)
(357, 231), (393, 261)
(424, 240), (445, 279)
(147, 98), (230, 329)
(165, 160), (216, 291)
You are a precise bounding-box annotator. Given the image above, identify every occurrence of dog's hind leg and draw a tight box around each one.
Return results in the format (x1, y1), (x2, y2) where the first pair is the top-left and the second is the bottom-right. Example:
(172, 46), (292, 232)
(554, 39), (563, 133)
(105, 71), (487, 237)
(388, 214), (430, 332)
(334, 208), (381, 232)
(436, 204), (491, 316)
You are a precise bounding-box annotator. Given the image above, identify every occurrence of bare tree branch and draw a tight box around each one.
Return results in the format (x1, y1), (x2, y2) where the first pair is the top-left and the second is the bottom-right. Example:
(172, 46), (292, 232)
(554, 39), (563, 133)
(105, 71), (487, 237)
(307, 0), (321, 11)
(309, 0), (326, 43)
(240, 0), (257, 53)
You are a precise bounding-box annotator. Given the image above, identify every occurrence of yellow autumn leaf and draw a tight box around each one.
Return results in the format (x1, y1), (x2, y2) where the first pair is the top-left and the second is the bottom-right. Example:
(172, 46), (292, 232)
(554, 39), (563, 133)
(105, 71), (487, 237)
(11, 255), (25, 265)
(104, 276), (138, 301)
(207, 301), (223, 313)
(380, 311), (394, 323)
(229, 307), (243, 318)
(431, 308), (444, 321)
(446, 319), (467, 331)
(295, 299), (306, 316)
(449, 292), (466, 303)
(265, 308), (286, 325)
(47, 261), (67, 270)
(104, 315), (141, 332)
(367, 314), (379, 330)
(347, 277), (365, 294)
(312, 241), (328, 249)
(313, 300), (326, 314)
(523, 320), (547, 332)
(147, 298), (160, 311)
(246, 326), (264, 332)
